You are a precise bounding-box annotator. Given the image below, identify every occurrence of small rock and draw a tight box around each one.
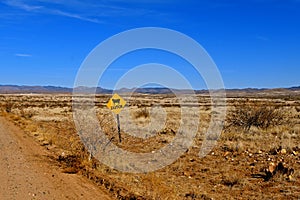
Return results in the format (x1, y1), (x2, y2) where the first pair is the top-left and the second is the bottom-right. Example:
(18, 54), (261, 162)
(269, 162), (276, 173)
(223, 151), (230, 157)
(281, 149), (287, 154)
(258, 150), (263, 154)
(41, 141), (49, 146)
(292, 151), (298, 156)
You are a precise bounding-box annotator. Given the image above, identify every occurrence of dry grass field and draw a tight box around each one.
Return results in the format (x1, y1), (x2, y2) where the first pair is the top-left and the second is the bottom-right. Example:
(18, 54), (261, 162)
(0, 92), (300, 199)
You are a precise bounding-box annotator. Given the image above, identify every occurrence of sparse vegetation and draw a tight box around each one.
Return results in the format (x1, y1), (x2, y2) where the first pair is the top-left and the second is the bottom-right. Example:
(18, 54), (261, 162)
(0, 93), (299, 199)
(134, 107), (150, 119)
(227, 102), (286, 131)
(4, 101), (14, 113)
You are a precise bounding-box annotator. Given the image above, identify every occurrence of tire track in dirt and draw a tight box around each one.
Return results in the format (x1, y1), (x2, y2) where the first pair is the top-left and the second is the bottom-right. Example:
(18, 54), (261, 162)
(0, 117), (112, 200)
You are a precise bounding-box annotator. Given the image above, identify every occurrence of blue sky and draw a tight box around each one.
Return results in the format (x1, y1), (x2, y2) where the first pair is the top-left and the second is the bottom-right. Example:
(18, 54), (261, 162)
(0, 0), (299, 89)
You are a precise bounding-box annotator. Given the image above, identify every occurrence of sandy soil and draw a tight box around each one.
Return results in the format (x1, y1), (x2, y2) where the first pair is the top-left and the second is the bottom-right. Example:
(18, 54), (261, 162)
(0, 117), (112, 200)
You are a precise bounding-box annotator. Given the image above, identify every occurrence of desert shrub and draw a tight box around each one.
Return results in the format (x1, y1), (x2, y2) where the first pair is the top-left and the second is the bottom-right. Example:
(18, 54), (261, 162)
(227, 104), (286, 131)
(134, 107), (150, 118)
(20, 109), (35, 119)
(4, 101), (14, 113)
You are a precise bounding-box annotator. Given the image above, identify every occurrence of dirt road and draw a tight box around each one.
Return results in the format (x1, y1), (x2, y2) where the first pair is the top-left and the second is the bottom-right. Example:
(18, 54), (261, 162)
(0, 117), (112, 200)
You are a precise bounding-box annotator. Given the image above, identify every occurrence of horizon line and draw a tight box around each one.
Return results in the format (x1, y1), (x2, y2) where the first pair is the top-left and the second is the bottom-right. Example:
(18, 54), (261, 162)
(0, 84), (299, 91)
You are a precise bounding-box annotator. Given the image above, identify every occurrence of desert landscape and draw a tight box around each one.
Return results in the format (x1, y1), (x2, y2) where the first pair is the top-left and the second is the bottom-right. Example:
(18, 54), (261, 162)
(2, 0), (299, 199)
(0, 88), (299, 199)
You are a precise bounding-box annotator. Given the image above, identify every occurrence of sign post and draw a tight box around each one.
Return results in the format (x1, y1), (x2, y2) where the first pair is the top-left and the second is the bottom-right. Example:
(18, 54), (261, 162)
(106, 93), (126, 143)
(116, 114), (121, 142)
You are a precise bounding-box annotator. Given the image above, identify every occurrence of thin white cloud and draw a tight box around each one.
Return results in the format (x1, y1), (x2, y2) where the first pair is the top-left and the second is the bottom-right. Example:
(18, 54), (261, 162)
(2, 0), (102, 23)
(15, 53), (32, 57)
(3, 0), (43, 11)
(50, 9), (102, 23)
(2, 0), (161, 23)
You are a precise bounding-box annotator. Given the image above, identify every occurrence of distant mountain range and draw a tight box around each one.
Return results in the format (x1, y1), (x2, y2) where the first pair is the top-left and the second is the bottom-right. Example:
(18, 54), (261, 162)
(0, 84), (299, 95)
(0, 85), (73, 94)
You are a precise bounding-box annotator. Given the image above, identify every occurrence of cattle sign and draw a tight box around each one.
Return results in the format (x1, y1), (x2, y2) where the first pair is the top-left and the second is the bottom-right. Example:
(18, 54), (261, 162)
(106, 93), (126, 115)
(106, 93), (126, 142)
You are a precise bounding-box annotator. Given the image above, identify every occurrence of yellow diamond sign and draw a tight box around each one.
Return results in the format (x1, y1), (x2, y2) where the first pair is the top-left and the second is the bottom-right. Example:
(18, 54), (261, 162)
(106, 93), (126, 114)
